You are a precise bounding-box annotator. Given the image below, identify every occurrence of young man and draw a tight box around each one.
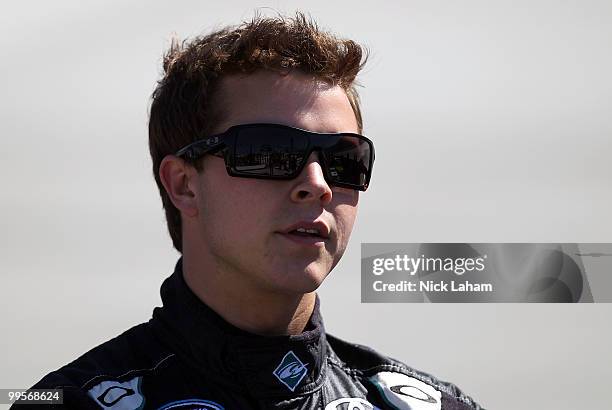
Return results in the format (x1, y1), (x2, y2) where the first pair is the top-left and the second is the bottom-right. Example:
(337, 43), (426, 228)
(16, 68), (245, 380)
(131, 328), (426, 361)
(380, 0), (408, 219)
(21, 13), (483, 410)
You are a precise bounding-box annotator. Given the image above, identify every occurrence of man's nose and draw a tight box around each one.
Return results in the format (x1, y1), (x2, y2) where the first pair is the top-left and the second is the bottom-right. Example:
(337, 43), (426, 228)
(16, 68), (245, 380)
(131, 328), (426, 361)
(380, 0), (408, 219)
(289, 151), (333, 204)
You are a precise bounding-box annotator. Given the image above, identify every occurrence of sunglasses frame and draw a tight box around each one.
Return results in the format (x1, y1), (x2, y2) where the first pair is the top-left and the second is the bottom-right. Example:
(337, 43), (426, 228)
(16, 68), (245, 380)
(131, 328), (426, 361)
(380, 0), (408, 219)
(175, 123), (375, 191)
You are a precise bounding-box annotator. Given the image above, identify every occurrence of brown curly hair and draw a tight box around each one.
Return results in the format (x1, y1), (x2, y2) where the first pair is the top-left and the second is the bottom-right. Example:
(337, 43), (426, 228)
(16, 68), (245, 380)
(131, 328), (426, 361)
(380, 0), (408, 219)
(148, 11), (369, 252)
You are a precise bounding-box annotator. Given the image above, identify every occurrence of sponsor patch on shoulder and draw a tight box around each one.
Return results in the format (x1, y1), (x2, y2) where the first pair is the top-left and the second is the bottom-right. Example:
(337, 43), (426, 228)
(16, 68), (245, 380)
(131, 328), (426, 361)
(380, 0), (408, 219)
(369, 371), (441, 410)
(157, 399), (225, 409)
(325, 397), (380, 409)
(87, 376), (144, 409)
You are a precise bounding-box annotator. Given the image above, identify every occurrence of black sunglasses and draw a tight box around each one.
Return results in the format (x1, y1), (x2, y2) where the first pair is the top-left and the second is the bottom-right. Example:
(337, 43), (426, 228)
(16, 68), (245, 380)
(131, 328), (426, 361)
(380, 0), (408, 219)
(175, 123), (375, 191)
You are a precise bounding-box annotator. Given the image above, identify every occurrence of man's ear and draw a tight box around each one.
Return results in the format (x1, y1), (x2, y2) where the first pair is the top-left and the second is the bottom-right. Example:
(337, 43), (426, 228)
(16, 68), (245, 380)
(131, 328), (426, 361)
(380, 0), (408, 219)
(159, 155), (199, 218)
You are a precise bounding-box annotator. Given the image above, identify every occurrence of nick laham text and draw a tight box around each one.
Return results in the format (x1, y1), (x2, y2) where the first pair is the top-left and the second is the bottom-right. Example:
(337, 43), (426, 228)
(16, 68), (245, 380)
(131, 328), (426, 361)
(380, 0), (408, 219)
(373, 280), (494, 293)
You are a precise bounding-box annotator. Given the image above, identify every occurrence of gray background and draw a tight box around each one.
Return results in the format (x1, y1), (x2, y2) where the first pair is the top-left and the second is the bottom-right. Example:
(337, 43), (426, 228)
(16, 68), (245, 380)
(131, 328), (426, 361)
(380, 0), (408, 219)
(1, 1), (611, 409)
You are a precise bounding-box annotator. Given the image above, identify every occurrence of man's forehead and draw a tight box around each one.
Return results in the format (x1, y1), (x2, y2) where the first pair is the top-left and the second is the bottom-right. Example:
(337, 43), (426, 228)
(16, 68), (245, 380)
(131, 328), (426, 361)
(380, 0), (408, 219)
(210, 70), (357, 134)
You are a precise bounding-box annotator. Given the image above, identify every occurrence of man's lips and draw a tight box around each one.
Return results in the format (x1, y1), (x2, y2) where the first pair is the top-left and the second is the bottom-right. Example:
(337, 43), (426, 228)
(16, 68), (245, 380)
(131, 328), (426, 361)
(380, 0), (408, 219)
(278, 220), (331, 239)
(276, 220), (332, 247)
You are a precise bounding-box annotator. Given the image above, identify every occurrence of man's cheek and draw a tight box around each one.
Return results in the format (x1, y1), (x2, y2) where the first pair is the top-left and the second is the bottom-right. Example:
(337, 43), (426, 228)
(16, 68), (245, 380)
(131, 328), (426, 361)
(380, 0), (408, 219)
(337, 208), (358, 240)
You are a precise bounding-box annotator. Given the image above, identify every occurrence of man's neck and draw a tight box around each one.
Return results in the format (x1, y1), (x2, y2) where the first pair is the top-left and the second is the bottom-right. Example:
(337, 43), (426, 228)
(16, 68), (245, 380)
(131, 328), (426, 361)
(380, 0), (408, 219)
(182, 255), (316, 336)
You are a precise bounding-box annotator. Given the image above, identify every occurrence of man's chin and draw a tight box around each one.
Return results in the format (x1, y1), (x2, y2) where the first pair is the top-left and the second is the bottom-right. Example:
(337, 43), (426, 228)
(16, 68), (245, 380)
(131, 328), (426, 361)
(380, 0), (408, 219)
(269, 267), (329, 295)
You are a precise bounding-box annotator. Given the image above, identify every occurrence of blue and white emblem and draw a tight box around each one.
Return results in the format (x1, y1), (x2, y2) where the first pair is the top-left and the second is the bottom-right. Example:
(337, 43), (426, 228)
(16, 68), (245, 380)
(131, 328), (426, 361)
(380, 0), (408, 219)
(272, 350), (308, 392)
(157, 399), (225, 409)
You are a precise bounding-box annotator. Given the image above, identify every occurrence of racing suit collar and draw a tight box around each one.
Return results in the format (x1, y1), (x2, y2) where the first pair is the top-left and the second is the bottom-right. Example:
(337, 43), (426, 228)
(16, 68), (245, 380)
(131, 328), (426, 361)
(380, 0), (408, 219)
(151, 258), (328, 398)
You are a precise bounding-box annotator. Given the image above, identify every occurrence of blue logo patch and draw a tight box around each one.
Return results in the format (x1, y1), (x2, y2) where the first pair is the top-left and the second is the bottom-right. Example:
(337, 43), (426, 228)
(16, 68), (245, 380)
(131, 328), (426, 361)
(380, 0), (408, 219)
(273, 350), (309, 392)
(157, 399), (225, 410)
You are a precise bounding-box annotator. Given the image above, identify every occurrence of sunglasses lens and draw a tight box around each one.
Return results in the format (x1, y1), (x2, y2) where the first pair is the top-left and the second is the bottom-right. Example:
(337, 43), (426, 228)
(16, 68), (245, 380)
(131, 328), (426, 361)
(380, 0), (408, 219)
(234, 128), (309, 176)
(325, 136), (372, 187)
(231, 126), (372, 189)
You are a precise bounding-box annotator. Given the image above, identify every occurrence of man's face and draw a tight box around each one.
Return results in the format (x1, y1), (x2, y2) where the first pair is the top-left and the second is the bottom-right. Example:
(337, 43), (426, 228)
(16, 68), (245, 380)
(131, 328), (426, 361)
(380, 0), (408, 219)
(188, 70), (360, 295)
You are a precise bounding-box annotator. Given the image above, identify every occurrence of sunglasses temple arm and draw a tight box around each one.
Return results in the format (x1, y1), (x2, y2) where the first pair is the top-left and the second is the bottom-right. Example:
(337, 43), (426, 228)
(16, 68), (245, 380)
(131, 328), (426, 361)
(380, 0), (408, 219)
(176, 137), (223, 159)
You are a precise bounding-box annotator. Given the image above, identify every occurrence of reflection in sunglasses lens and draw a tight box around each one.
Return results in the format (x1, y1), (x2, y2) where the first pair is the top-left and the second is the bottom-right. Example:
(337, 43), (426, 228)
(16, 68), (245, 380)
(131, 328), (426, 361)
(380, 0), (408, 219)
(233, 128), (370, 188)
(327, 137), (370, 186)
(235, 129), (308, 176)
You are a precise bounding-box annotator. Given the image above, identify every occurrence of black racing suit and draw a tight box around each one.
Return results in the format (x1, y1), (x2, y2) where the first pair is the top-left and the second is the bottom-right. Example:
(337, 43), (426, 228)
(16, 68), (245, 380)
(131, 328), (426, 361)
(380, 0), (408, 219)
(17, 259), (484, 409)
